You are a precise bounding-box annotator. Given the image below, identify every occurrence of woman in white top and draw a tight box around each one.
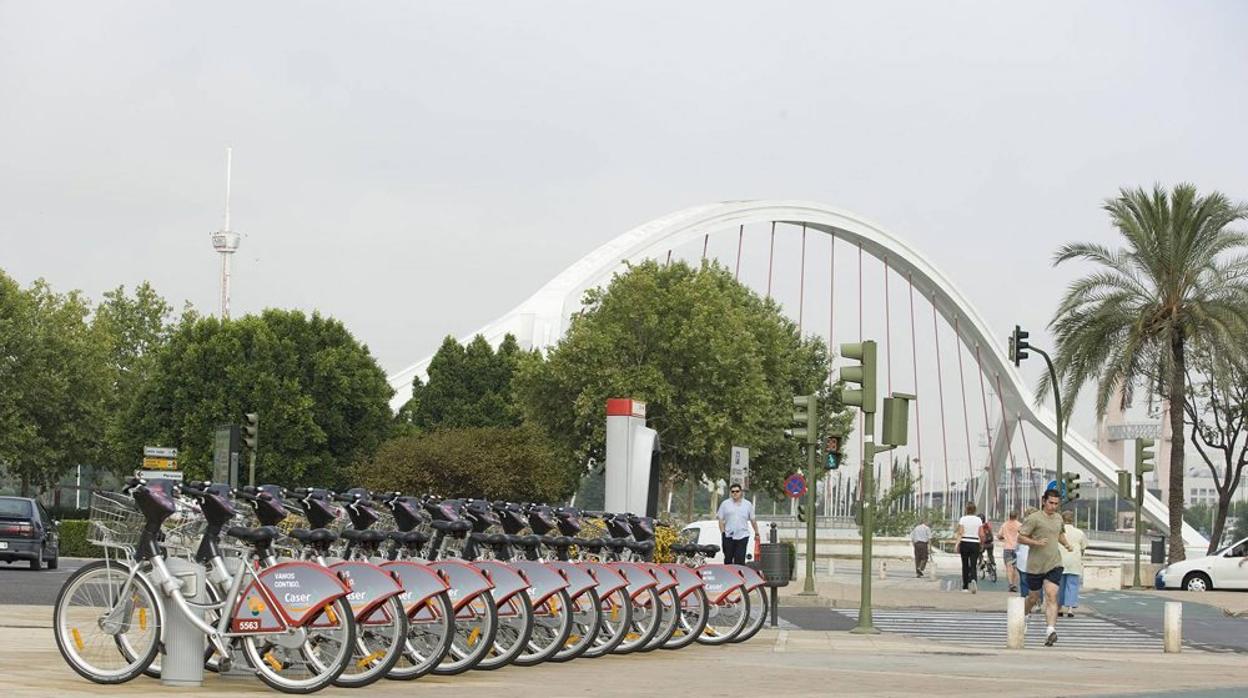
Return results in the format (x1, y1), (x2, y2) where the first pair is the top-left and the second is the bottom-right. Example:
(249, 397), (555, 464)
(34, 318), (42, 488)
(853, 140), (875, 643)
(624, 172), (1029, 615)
(952, 503), (983, 592)
(1058, 510), (1089, 617)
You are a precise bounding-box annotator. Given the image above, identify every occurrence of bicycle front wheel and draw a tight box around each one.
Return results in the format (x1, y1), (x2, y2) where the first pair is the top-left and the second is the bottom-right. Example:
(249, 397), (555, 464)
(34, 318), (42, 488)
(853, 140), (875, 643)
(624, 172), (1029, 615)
(244, 596), (356, 695)
(515, 589), (573, 666)
(583, 586), (632, 658)
(732, 585), (768, 643)
(550, 588), (601, 662)
(54, 559), (162, 685)
(332, 595), (407, 687)
(664, 587), (709, 649)
(475, 592), (532, 670)
(697, 585), (749, 645)
(389, 590), (454, 680)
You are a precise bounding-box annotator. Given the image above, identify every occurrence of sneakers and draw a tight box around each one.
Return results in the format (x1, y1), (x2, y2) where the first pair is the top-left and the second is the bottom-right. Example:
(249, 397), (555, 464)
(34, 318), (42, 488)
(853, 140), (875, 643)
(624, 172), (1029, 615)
(970, 580), (977, 594)
(1008, 585), (1018, 593)
(1045, 628), (1058, 646)
(961, 588), (970, 593)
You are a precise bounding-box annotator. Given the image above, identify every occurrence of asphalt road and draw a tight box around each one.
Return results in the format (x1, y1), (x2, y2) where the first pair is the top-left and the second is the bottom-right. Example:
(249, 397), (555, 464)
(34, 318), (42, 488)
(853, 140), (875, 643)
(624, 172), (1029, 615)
(0, 557), (89, 605)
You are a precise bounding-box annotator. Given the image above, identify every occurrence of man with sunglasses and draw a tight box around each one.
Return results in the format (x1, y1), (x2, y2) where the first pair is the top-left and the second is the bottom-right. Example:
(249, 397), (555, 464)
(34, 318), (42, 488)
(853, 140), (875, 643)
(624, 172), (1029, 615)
(717, 484), (759, 565)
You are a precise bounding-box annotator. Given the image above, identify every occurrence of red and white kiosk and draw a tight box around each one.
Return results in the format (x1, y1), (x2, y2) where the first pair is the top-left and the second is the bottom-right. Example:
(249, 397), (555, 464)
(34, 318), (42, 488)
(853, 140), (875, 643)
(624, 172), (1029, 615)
(603, 398), (660, 516)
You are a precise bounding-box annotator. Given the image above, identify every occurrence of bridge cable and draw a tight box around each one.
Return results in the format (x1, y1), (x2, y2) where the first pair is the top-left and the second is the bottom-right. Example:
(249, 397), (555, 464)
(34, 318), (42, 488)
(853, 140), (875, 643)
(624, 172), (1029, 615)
(954, 316), (975, 506)
(995, 372), (1019, 515)
(931, 292), (951, 517)
(1018, 413), (1036, 508)
(798, 224), (806, 331)
(665, 249), (672, 266)
(857, 242), (865, 500)
(828, 232), (836, 388)
(701, 234), (709, 262)
(734, 225), (744, 280)
(766, 222), (776, 298)
(908, 272), (923, 510)
(884, 256), (893, 395)
(974, 342), (996, 518)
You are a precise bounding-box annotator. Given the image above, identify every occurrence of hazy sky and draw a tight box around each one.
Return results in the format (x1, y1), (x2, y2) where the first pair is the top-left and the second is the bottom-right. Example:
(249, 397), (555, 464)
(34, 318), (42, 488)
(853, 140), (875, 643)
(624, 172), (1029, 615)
(3, 1), (1247, 478)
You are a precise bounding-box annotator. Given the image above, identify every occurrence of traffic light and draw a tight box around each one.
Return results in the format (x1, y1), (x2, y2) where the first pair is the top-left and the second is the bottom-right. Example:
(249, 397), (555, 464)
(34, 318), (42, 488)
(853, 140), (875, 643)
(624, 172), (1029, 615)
(1062, 471), (1081, 501)
(1135, 438), (1155, 476)
(798, 501), (808, 523)
(242, 412), (259, 455)
(1117, 471), (1133, 499)
(1008, 325), (1030, 367)
(840, 341), (878, 414)
(790, 394), (818, 444)
(825, 435), (841, 470)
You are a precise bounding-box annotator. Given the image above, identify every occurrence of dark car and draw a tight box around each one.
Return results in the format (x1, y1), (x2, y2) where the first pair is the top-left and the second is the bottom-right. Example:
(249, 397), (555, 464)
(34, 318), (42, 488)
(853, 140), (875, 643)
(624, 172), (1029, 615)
(0, 497), (59, 570)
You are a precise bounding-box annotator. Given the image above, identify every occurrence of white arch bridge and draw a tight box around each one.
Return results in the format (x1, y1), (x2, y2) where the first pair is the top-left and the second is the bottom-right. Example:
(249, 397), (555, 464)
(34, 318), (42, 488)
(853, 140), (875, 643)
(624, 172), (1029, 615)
(388, 200), (1205, 549)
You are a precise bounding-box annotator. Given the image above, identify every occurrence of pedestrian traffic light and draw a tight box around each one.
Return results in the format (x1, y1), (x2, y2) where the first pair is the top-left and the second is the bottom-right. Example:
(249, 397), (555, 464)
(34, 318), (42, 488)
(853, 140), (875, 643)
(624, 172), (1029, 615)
(840, 341), (878, 414)
(825, 435), (841, 470)
(1009, 325), (1030, 367)
(1062, 471), (1081, 501)
(1135, 438), (1155, 476)
(790, 394), (818, 444)
(242, 412), (259, 455)
(1117, 471), (1133, 499)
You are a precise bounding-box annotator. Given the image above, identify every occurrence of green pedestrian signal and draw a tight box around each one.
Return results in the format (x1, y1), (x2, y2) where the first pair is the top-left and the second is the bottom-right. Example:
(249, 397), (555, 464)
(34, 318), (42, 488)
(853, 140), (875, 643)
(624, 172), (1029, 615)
(825, 435), (841, 470)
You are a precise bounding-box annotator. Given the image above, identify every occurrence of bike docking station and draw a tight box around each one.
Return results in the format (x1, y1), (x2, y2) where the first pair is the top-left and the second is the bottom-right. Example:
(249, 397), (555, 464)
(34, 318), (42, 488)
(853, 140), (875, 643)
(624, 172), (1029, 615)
(162, 557), (208, 687)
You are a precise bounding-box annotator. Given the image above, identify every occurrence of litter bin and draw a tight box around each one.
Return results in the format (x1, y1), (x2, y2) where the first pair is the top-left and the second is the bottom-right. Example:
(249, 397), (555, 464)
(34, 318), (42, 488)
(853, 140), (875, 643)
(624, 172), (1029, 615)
(759, 543), (790, 588)
(1150, 537), (1165, 564)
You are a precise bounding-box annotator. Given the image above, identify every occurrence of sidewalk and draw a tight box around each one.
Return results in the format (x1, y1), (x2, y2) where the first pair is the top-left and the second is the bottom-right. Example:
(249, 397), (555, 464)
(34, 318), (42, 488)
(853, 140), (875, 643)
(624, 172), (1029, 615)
(3, 605), (1246, 697)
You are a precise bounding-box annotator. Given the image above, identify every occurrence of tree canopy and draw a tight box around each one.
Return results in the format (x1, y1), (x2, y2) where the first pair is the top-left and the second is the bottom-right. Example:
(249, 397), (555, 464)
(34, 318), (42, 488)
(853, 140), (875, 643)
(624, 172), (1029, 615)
(514, 259), (852, 494)
(399, 334), (524, 430)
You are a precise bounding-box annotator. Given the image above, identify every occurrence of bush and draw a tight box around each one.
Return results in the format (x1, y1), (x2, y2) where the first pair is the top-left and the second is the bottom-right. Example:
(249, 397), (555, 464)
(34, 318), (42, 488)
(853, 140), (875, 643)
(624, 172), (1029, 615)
(57, 519), (103, 558)
(782, 541), (796, 580)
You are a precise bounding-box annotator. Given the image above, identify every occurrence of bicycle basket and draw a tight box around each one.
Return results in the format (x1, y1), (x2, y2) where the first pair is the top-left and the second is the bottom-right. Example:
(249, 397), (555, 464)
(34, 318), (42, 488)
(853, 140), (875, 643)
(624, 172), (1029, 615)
(87, 491), (145, 551)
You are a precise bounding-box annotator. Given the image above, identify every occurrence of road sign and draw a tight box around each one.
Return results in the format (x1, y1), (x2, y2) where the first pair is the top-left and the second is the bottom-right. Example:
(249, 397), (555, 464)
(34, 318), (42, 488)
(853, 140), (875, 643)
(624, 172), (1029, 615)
(142, 457), (177, 470)
(784, 473), (807, 499)
(730, 446), (749, 487)
(1046, 479), (1067, 498)
(144, 446), (178, 458)
(137, 469), (183, 482)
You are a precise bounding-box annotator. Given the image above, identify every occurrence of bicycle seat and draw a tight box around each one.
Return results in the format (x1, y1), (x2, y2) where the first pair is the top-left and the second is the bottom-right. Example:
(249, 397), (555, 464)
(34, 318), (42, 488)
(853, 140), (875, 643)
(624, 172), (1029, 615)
(538, 535), (559, 546)
(486, 533), (509, 546)
(669, 543), (694, 554)
(696, 544), (720, 556)
(577, 538), (606, 551)
(603, 539), (628, 551)
(431, 520), (471, 533)
(625, 540), (655, 554)
(552, 536), (577, 547)
(289, 528), (339, 544)
(512, 534), (542, 548)
(341, 529), (387, 543)
(388, 531), (429, 546)
(468, 532), (491, 544)
(226, 526), (282, 544)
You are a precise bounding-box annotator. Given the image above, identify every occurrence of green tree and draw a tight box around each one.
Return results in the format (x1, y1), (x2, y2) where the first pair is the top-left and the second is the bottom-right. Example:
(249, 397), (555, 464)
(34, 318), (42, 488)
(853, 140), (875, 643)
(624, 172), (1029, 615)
(515, 260), (852, 500)
(1046, 184), (1248, 563)
(356, 424), (577, 503)
(123, 309), (393, 487)
(1182, 347), (1248, 552)
(91, 282), (177, 475)
(0, 272), (109, 494)
(401, 334), (524, 430)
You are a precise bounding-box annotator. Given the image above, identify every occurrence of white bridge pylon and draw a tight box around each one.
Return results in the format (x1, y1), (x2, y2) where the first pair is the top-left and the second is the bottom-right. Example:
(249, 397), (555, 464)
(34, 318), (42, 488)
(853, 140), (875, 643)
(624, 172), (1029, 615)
(388, 200), (1206, 549)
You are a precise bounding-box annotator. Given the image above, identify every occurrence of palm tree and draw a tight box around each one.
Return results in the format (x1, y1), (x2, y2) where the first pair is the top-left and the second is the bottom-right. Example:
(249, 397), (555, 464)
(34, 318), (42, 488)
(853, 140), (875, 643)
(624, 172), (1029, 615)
(1046, 184), (1248, 563)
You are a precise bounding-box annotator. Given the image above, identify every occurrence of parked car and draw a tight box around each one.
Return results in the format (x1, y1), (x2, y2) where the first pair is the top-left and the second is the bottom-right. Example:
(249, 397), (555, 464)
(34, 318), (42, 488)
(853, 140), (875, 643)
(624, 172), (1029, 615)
(680, 519), (759, 564)
(0, 496), (59, 570)
(1155, 537), (1248, 591)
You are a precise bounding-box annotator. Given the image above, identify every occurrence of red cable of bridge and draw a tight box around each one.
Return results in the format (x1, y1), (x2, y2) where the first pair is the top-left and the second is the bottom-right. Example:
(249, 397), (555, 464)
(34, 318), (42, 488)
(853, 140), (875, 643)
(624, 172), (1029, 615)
(735, 225), (743, 280)
(702, 233), (709, 262)
(828, 233), (836, 389)
(884, 256), (893, 395)
(1019, 411), (1036, 507)
(974, 342), (995, 517)
(665, 250), (672, 266)
(995, 372), (1018, 515)
(931, 292), (951, 514)
(955, 316), (974, 500)
(766, 222), (776, 298)
(858, 242), (865, 499)
(908, 272), (923, 505)
(798, 224), (806, 331)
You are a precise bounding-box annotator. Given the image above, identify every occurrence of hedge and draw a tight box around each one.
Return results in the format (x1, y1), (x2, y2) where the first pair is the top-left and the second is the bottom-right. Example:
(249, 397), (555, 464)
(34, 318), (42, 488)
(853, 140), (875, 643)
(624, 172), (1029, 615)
(58, 519), (104, 558)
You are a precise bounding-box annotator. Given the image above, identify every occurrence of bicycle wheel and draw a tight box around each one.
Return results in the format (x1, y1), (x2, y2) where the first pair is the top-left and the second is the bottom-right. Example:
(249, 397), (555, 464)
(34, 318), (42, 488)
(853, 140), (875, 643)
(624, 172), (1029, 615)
(613, 586), (663, 654)
(515, 589), (573, 666)
(332, 595), (407, 687)
(664, 587), (709, 650)
(582, 587), (632, 658)
(549, 588), (601, 662)
(244, 596), (355, 694)
(988, 564), (998, 584)
(54, 559), (162, 685)
(475, 592), (532, 670)
(389, 591), (454, 680)
(433, 591), (497, 675)
(697, 585), (749, 645)
(732, 585), (768, 643)
(641, 587), (681, 651)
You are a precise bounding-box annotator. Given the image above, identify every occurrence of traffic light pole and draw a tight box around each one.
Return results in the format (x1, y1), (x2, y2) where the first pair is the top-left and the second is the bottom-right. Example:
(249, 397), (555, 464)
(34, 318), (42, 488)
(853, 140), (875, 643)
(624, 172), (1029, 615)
(1133, 474), (1143, 588)
(802, 444), (818, 594)
(1030, 346), (1064, 485)
(851, 417), (879, 634)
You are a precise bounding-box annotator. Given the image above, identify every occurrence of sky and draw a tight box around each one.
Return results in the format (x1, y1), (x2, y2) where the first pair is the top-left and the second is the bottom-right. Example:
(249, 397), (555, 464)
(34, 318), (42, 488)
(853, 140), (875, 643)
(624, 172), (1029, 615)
(3, 1), (1247, 485)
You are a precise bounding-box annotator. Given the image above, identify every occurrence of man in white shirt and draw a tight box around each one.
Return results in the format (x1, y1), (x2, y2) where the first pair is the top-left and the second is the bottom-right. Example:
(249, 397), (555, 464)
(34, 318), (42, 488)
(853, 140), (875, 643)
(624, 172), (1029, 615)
(716, 484), (759, 565)
(910, 520), (932, 577)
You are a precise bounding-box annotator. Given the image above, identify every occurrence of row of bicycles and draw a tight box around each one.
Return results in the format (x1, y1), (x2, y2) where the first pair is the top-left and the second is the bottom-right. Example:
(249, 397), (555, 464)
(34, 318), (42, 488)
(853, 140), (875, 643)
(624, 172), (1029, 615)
(53, 477), (769, 694)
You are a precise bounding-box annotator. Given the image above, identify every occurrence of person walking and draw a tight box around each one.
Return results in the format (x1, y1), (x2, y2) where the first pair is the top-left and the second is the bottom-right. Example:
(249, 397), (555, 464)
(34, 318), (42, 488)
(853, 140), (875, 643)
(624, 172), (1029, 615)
(1018, 489), (1074, 646)
(953, 503), (982, 593)
(998, 511), (1022, 592)
(1058, 510), (1089, 618)
(978, 513), (996, 577)
(716, 483), (759, 565)
(910, 519), (932, 577)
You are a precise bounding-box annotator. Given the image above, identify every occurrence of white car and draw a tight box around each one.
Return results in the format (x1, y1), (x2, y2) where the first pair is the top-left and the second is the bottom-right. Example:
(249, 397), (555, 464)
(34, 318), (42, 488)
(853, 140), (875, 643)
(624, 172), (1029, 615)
(679, 520), (759, 564)
(1156, 537), (1248, 591)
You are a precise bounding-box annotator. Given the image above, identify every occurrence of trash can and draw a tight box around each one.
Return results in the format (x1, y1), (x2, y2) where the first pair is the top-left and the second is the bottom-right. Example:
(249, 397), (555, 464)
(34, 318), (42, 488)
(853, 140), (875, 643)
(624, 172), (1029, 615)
(1150, 537), (1165, 564)
(758, 543), (791, 587)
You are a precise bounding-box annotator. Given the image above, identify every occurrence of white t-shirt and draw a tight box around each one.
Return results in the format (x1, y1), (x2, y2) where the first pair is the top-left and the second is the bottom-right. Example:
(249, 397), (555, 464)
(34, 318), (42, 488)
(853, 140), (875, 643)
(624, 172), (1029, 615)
(958, 515), (982, 542)
(716, 498), (755, 540)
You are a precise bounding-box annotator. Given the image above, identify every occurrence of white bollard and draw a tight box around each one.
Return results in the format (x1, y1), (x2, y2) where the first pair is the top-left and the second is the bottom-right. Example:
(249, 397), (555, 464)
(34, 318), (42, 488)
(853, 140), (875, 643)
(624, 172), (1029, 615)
(1163, 601), (1182, 653)
(1006, 596), (1025, 649)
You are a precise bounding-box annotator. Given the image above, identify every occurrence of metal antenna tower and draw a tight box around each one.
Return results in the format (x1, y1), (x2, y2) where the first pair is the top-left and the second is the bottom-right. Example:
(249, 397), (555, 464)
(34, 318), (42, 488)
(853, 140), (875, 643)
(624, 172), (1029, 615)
(209, 147), (241, 319)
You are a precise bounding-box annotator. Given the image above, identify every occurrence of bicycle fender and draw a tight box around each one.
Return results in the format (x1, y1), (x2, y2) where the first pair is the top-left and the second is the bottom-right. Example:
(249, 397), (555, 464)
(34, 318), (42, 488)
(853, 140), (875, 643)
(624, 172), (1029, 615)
(660, 563), (707, 599)
(380, 560), (450, 616)
(544, 560), (598, 600)
(510, 560), (572, 607)
(577, 561), (629, 598)
(727, 564), (767, 592)
(606, 562), (661, 600)
(427, 559), (495, 612)
(695, 564), (748, 605)
(471, 560), (530, 606)
(234, 560), (349, 632)
(330, 560), (405, 623)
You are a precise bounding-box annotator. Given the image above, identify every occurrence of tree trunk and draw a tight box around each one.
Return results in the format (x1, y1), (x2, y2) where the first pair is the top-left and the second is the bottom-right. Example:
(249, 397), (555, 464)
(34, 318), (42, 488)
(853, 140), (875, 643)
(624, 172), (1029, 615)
(1210, 491), (1232, 554)
(685, 478), (694, 522)
(20, 472), (30, 497)
(1167, 329), (1187, 564)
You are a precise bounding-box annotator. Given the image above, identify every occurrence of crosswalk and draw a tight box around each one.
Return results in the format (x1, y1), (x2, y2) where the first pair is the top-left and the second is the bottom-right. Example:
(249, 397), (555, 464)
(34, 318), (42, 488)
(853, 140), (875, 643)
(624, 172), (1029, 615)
(831, 609), (1176, 651)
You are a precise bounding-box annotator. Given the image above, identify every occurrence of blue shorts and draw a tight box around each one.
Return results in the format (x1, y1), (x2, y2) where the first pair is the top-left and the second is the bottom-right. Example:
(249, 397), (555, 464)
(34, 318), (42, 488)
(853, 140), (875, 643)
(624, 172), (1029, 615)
(1025, 566), (1063, 590)
(1059, 573), (1082, 607)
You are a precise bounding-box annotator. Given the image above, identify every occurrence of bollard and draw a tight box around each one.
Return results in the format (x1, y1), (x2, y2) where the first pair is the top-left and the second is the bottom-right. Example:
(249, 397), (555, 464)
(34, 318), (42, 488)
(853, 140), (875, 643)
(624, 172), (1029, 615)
(162, 558), (207, 687)
(1163, 601), (1182, 653)
(1006, 596), (1025, 649)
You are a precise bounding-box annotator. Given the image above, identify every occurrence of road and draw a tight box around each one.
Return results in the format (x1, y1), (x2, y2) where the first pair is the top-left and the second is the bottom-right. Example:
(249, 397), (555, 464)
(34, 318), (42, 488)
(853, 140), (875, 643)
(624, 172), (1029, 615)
(0, 558), (88, 605)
